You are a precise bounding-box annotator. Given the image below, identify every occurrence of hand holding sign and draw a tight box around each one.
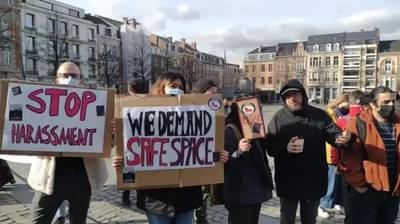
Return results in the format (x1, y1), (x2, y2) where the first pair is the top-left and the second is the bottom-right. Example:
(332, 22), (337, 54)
(239, 138), (252, 152)
(221, 150), (229, 163)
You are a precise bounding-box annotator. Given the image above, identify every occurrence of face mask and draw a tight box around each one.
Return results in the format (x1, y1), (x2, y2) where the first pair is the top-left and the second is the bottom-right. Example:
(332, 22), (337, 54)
(378, 104), (394, 119)
(58, 76), (80, 86)
(165, 87), (184, 95)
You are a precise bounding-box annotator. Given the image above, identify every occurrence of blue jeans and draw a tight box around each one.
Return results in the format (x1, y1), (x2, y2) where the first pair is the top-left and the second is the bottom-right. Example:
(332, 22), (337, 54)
(351, 187), (399, 224)
(320, 164), (336, 208)
(147, 210), (194, 224)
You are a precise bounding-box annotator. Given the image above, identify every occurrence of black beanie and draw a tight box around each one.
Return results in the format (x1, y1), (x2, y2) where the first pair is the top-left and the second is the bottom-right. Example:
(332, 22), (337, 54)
(192, 79), (216, 93)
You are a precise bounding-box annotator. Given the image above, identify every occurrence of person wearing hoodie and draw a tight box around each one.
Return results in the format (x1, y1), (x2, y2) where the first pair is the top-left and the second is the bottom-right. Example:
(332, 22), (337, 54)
(265, 79), (354, 224)
(29, 62), (108, 224)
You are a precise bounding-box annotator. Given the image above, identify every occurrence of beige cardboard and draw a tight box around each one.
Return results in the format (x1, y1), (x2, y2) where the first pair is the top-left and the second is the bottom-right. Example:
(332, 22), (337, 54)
(0, 80), (115, 158)
(116, 94), (224, 190)
(235, 96), (266, 140)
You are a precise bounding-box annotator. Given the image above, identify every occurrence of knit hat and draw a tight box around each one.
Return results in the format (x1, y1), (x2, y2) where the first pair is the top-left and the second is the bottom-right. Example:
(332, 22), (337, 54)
(192, 79), (216, 93)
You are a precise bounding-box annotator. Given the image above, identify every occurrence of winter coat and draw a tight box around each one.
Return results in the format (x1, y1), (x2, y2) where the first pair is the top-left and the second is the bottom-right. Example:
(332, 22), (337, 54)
(265, 79), (344, 200)
(27, 156), (108, 195)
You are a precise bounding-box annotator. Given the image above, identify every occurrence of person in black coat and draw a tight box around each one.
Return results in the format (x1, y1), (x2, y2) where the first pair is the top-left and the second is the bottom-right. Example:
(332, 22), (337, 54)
(224, 98), (274, 224)
(265, 79), (354, 224)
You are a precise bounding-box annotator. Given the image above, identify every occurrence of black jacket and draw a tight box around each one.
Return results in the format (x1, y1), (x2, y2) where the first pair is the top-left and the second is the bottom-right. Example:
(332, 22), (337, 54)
(136, 186), (202, 216)
(265, 79), (343, 200)
(223, 124), (273, 204)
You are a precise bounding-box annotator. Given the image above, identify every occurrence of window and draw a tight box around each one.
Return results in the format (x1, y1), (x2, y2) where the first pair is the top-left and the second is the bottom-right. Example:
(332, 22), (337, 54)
(313, 44), (319, 52)
(48, 19), (55, 33)
(325, 73), (330, 81)
(68, 9), (79, 17)
(48, 40), (55, 55)
(333, 72), (338, 82)
(261, 77), (265, 84)
(326, 44), (331, 52)
(245, 65), (249, 73)
(0, 50), (11, 65)
(333, 56), (338, 66)
(26, 36), (35, 52)
(72, 44), (79, 58)
(333, 43), (340, 51)
(171, 45), (176, 51)
(105, 28), (112, 37)
(332, 88), (338, 99)
(296, 63), (303, 70)
(88, 28), (95, 40)
(48, 62), (56, 76)
(89, 64), (96, 77)
(60, 22), (67, 35)
(268, 64), (272, 72)
(61, 42), (68, 56)
(89, 47), (95, 59)
(25, 13), (34, 28)
(311, 57), (321, 67)
(385, 60), (392, 73)
(26, 58), (37, 74)
(325, 57), (331, 66)
(268, 76), (272, 84)
(261, 64), (265, 72)
(252, 65), (255, 72)
(72, 24), (79, 37)
(251, 77), (256, 84)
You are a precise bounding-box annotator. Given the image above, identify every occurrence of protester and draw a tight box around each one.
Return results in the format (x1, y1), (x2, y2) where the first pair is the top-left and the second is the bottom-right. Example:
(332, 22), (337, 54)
(113, 72), (228, 224)
(191, 79), (218, 224)
(335, 90), (364, 224)
(29, 62), (109, 223)
(224, 97), (274, 224)
(265, 79), (354, 224)
(319, 94), (349, 218)
(342, 86), (400, 224)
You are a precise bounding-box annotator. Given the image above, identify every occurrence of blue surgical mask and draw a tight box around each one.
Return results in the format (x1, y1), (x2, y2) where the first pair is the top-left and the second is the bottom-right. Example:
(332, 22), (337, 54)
(165, 87), (184, 95)
(58, 76), (80, 86)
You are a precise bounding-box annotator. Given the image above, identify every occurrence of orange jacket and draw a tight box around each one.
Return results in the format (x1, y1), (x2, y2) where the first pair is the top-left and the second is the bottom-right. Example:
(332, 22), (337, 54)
(343, 108), (400, 195)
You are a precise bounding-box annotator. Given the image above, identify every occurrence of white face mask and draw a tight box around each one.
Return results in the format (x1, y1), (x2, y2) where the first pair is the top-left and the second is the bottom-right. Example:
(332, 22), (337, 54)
(165, 87), (184, 95)
(58, 76), (80, 86)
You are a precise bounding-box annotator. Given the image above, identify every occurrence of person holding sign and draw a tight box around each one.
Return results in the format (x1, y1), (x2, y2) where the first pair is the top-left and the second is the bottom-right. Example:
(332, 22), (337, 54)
(265, 79), (354, 224)
(29, 62), (108, 224)
(114, 72), (224, 224)
(223, 97), (273, 224)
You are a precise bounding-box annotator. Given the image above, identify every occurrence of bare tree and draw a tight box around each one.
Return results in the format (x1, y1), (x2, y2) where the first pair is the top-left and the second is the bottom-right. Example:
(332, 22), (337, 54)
(97, 40), (121, 88)
(125, 27), (151, 92)
(177, 55), (195, 90)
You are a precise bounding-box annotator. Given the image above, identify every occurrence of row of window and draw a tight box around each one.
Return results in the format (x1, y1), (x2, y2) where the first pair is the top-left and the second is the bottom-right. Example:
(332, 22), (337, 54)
(0, 50), (11, 65)
(244, 64), (273, 73)
(25, 58), (97, 78)
(25, 13), (96, 40)
(309, 56), (339, 67)
(26, 36), (84, 58)
(260, 76), (273, 85)
(313, 43), (340, 52)
(309, 72), (339, 82)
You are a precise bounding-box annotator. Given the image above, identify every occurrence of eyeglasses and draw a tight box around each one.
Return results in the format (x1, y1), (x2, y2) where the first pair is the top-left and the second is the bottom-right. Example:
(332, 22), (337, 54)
(57, 73), (81, 79)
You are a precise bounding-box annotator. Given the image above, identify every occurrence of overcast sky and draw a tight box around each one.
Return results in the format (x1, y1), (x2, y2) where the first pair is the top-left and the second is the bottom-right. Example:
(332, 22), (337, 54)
(63, 0), (400, 65)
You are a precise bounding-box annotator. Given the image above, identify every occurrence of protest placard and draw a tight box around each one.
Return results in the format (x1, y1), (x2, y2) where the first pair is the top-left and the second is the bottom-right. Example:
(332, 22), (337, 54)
(116, 94), (224, 190)
(235, 96), (266, 139)
(0, 80), (115, 157)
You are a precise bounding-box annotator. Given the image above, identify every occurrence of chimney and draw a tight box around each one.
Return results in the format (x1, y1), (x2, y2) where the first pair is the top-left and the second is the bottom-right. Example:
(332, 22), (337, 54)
(191, 42), (197, 50)
(258, 45), (262, 53)
(180, 38), (186, 49)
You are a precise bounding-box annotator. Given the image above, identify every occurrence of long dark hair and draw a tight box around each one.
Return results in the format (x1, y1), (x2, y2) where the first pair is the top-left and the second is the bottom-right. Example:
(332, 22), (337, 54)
(150, 72), (187, 95)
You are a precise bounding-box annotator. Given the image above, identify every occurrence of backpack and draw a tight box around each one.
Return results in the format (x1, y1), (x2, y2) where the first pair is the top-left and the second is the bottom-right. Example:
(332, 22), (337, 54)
(209, 124), (242, 206)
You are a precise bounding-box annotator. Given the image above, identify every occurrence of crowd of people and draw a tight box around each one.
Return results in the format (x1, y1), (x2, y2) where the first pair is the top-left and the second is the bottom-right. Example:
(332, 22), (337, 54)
(0, 61), (400, 224)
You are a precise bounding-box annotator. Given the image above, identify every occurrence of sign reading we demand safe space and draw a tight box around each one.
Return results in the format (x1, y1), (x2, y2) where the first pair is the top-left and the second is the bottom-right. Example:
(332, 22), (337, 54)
(116, 94), (224, 190)
(0, 80), (115, 157)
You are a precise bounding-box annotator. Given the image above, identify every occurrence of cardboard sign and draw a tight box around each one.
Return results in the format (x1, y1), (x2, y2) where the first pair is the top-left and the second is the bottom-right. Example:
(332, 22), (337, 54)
(116, 94), (224, 190)
(0, 80), (115, 157)
(235, 96), (266, 139)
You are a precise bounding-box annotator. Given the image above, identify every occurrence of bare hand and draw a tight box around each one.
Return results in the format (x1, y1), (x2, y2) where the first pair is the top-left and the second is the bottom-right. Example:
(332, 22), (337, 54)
(220, 150), (229, 163)
(287, 136), (303, 154)
(335, 130), (351, 144)
(112, 156), (123, 170)
(239, 138), (252, 152)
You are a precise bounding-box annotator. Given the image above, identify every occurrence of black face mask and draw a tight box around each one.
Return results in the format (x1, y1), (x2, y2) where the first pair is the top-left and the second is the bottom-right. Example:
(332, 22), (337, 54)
(378, 104), (394, 119)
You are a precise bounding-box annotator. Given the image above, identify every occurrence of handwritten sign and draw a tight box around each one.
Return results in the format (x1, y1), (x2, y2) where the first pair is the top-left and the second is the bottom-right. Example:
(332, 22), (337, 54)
(123, 105), (216, 171)
(235, 96), (266, 139)
(0, 81), (114, 157)
(116, 94), (224, 190)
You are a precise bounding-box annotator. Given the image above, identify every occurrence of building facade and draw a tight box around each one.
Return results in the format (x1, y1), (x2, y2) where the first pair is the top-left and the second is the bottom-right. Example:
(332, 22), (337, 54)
(378, 40), (400, 91)
(0, 0), (21, 79)
(306, 33), (344, 103)
(20, 0), (97, 83)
